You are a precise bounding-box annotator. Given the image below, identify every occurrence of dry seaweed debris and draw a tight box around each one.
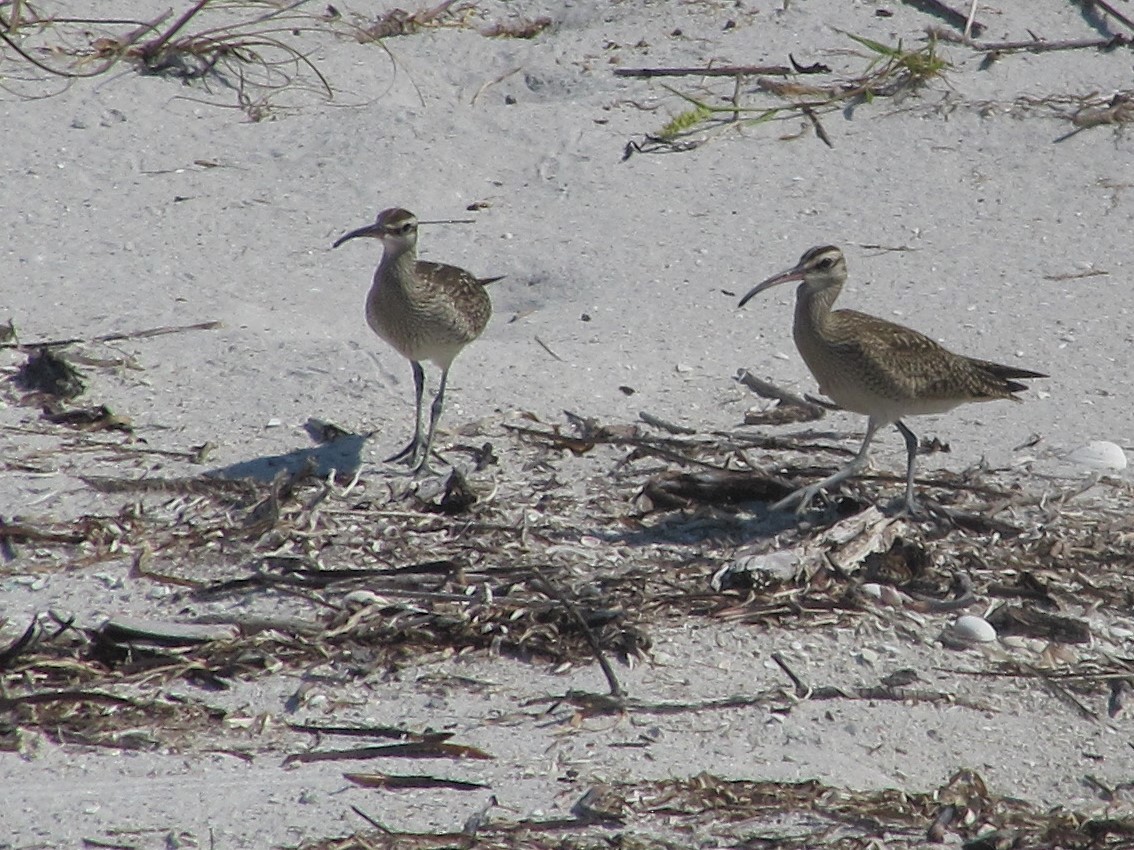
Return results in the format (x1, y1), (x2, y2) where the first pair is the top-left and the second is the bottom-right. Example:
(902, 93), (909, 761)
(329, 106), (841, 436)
(13, 347), (86, 399)
(0, 1), (551, 119)
(348, 0), (464, 41)
(622, 13), (1134, 156)
(297, 770), (1134, 850)
(623, 32), (949, 156)
(9, 410), (1134, 622)
(347, 1), (551, 42)
(6, 346), (138, 433)
(0, 1), (336, 119)
(5, 411), (1134, 667)
(5, 409), (1134, 770)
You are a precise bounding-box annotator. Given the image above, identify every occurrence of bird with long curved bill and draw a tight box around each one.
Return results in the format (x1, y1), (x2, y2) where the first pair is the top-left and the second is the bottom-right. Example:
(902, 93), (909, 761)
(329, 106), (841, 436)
(739, 245), (1045, 514)
(334, 208), (499, 475)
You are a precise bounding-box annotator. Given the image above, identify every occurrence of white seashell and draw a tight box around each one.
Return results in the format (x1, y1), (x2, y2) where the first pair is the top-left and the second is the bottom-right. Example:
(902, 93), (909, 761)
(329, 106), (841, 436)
(950, 614), (997, 644)
(879, 586), (905, 607)
(1067, 440), (1127, 471)
(861, 583), (883, 599)
(860, 583), (905, 607)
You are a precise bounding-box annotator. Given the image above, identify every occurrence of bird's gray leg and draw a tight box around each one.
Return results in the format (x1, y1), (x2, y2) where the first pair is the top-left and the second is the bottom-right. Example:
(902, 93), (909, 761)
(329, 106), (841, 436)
(894, 420), (921, 515)
(773, 418), (880, 514)
(386, 361), (427, 465)
(411, 366), (449, 475)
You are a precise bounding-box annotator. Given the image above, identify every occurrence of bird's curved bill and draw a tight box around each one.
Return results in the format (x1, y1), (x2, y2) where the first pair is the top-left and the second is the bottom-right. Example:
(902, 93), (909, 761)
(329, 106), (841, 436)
(738, 265), (806, 308)
(332, 223), (385, 248)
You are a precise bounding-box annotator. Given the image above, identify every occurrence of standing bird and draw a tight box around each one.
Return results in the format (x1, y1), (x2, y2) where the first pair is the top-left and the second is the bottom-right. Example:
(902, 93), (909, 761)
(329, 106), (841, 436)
(333, 208), (497, 475)
(738, 245), (1045, 514)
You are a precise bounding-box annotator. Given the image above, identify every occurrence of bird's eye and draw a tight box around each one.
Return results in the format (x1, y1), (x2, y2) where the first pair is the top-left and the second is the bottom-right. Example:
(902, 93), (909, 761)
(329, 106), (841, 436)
(817, 258), (834, 270)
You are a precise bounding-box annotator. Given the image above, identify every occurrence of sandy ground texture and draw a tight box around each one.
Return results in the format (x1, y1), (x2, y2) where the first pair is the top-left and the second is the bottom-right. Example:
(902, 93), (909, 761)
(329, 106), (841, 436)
(3, 0), (1134, 847)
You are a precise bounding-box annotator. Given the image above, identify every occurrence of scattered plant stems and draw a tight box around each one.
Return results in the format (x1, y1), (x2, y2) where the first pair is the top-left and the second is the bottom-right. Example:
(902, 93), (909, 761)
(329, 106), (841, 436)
(624, 32), (949, 154)
(0, 0), (550, 120)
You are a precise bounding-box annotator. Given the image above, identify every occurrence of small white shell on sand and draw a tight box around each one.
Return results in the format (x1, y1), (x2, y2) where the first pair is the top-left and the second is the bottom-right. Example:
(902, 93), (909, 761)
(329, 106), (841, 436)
(1067, 440), (1128, 471)
(861, 583), (904, 607)
(948, 614), (998, 645)
(879, 586), (905, 607)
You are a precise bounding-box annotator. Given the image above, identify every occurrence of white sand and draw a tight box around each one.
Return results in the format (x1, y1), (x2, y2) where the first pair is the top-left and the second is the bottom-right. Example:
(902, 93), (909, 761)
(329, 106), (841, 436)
(3, 0), (1133, 845)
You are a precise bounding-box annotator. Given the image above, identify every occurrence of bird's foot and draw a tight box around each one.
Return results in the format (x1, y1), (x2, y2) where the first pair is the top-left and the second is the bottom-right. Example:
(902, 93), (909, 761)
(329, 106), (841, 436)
(385, 439), (419, 465)
(771, 484), (825, 514)
(385, 439), (447, 477)
(894, 495), (925, 518)
(409, 454), (445, 477)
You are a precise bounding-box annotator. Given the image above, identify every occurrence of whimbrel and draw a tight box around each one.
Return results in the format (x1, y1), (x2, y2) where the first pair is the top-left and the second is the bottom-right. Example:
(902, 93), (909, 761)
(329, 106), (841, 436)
(738, 245), (1045, 513)
(334, 208), (497, 474)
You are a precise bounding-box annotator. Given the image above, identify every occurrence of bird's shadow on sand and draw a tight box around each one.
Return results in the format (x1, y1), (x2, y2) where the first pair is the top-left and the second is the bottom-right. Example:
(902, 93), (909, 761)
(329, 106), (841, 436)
(209, 428), (370, 482)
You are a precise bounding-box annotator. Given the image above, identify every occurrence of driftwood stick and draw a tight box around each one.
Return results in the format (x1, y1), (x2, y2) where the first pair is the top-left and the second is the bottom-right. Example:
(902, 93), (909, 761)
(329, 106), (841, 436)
(639, 411), (696, 435)
(615, 64), (792, 79)
(2, 320), (222, 350)
(930, 26), (1132, 53)
(771, 651), (812, 699)
(735, 369), (829, 415)
(532, 569), (625, 700)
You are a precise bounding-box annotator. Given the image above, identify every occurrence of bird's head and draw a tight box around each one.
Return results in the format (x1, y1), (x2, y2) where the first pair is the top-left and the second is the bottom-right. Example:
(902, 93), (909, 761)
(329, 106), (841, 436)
(333, 207), (419, 252)
(738, 245), (847, 307)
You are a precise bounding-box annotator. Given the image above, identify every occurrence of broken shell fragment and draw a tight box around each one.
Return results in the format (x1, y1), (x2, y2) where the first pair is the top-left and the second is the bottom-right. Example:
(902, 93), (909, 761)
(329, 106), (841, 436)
(711, 551), (800, 592)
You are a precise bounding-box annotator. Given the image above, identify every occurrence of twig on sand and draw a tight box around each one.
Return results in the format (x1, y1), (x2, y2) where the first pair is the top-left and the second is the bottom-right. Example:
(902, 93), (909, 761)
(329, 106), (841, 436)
(735, 369), (830, 418)
(963, 0), (980, 39)
(930, 26), (1133, 53)
(350, 806), (394, 834)
(802, 104), (833, 148)
(533, 569), (625, 700)
(533, 335), (565, 362)
(639, 411), (696, 435)
(772, 651), (812, 698)
(614, 64), (792, 79)
(1, 320), (221, 351)
(471, 66), (521, 105)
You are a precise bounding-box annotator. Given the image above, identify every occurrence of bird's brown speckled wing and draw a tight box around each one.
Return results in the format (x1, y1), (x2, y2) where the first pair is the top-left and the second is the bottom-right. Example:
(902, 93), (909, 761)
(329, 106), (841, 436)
(414, 260), (493, 339)
(827, 309), (1038, 402)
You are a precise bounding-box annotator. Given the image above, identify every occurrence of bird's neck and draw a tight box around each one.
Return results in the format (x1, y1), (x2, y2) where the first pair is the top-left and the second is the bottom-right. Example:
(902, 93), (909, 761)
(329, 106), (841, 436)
(378, 246), (419, 290)
(794, 282), (840, 337)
